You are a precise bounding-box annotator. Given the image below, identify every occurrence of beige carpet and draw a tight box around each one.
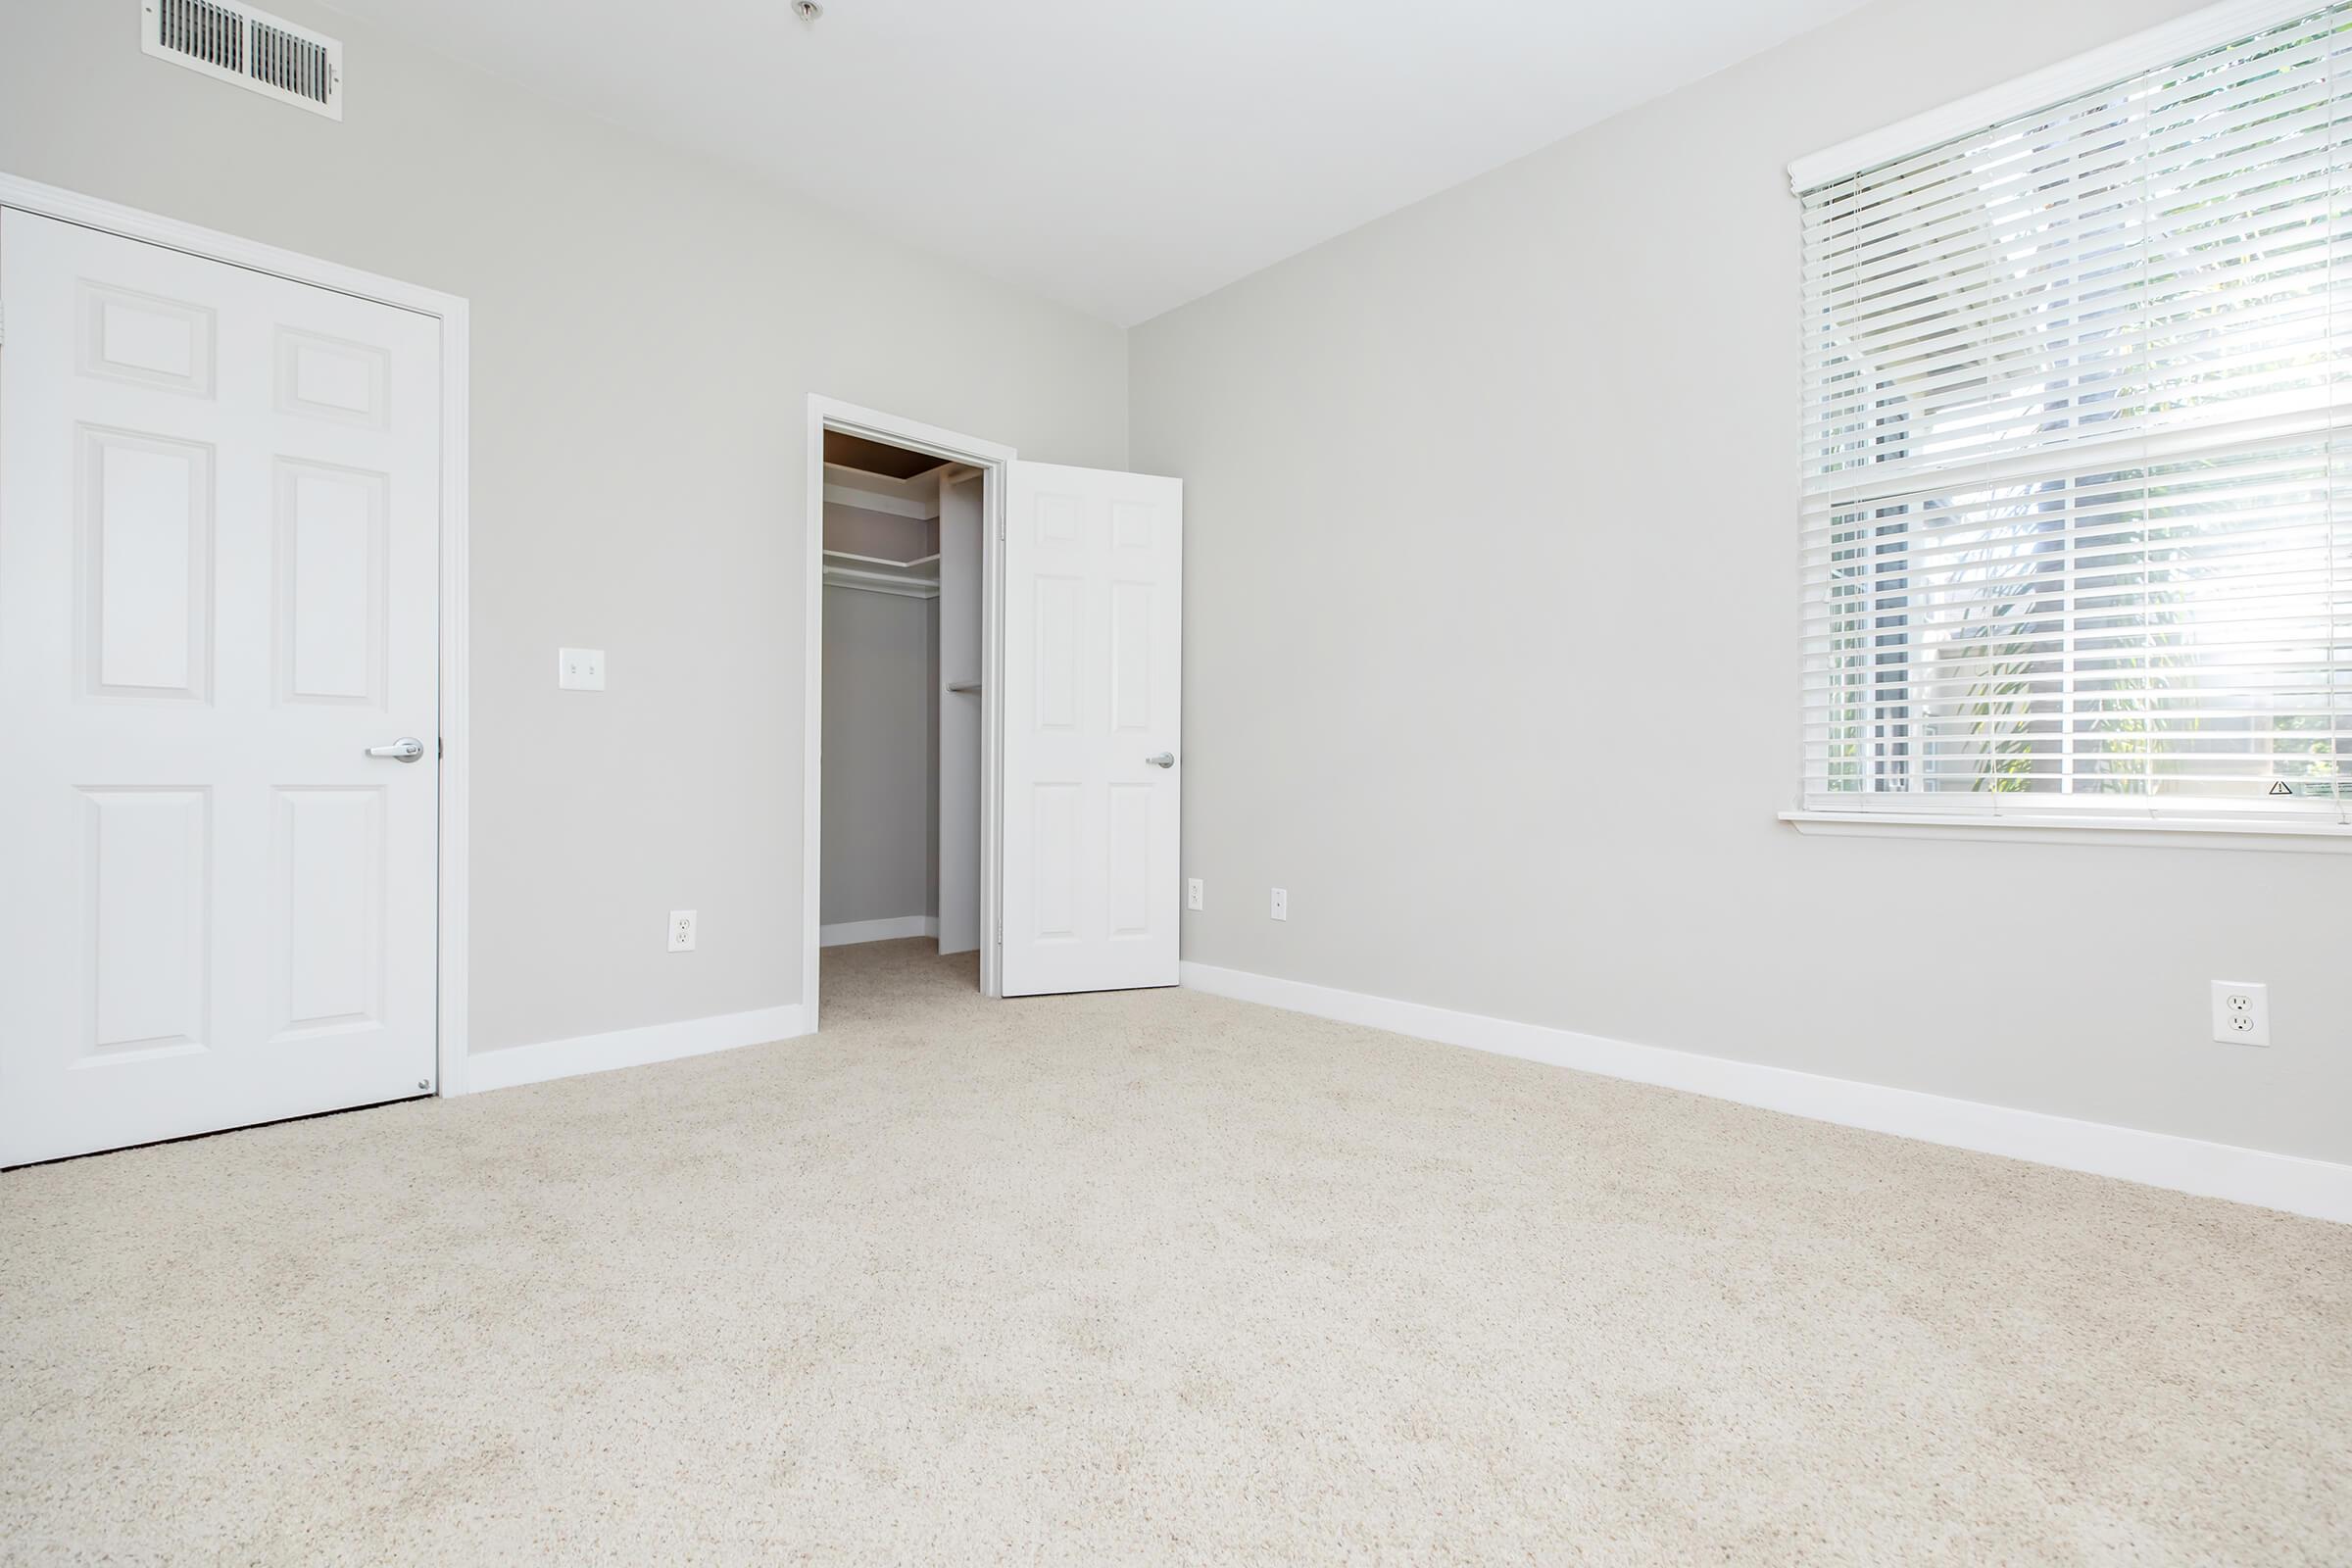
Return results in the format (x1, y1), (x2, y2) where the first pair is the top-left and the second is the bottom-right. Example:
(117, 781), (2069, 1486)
(4, 940), (2347, 1565)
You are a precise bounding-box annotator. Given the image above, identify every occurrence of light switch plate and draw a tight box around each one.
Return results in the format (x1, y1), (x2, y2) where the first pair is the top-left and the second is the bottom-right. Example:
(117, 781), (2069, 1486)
(559, 647), (606, 690)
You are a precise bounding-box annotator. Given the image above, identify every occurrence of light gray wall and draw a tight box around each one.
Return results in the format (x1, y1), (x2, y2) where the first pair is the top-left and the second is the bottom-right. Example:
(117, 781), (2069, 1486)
(0, 0), (1124, 1054)
(1130, 0), (2352, 1165)
(820, 588), (935, 927)
(824, 503), (934, 563)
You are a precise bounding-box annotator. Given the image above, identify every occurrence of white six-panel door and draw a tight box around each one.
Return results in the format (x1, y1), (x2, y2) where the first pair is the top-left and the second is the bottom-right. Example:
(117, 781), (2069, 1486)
(1001, 462), (1182, 996)
(0, 210), (441, 1165)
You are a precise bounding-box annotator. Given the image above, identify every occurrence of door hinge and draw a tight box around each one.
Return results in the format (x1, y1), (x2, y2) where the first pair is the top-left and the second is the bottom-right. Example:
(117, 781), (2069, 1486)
(437, 737), (444, 760)
(995, 918), (1003, 946)
(0, 304), (8, 347)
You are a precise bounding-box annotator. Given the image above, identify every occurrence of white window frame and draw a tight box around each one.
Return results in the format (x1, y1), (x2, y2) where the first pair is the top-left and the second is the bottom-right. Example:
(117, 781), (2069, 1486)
(1782, 0), (2352, 854)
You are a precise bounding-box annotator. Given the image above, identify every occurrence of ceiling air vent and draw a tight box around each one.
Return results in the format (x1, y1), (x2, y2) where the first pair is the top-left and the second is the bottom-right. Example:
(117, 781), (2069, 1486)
(141, 0), (343, 120)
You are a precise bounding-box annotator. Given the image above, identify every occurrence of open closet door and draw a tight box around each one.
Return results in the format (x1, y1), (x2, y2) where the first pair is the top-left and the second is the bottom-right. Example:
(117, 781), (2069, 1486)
(1001, 462), (1182, 996)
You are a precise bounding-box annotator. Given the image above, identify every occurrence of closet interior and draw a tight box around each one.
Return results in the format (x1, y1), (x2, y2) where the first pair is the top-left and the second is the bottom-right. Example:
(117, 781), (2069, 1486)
(819, 430), (983, 975)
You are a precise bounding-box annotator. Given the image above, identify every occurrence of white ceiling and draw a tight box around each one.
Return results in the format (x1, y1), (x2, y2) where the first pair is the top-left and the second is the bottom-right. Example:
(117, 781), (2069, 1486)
(318, 0), (1866, 325)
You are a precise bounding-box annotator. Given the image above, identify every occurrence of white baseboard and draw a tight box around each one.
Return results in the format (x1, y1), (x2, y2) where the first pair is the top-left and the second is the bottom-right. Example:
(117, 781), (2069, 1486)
(820, 915), (938, 947)
(465, 1004), (808, 1094)
(1179, 961), (2352, 1225)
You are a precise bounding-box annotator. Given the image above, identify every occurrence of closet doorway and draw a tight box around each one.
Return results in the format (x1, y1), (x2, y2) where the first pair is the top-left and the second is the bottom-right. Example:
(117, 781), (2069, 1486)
(808, 406), (1004, 1022)
(803, 396), (1186, 1032)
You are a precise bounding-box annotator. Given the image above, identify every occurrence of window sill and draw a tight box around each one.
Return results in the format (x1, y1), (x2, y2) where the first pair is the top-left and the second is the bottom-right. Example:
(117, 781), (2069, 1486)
(1779, 809), (2352, 855)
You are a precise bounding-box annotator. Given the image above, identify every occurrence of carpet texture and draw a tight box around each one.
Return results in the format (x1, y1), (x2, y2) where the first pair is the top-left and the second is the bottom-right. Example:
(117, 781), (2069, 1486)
(4, 940), (2347, 1565)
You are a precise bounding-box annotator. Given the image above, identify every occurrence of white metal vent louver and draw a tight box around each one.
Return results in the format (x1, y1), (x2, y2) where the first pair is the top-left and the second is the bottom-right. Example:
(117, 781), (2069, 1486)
(141, 0), (342, 120)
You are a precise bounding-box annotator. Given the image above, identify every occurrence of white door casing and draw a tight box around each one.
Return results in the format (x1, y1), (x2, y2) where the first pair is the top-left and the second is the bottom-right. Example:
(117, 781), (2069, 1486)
(1000, 462), (1182, 996)
(0, 210), (442, 1164)
(937, 469), (983, 956)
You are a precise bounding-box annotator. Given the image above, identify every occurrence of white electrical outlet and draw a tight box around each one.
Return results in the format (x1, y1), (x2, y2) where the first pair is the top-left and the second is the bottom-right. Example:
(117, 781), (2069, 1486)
(558, 647), (606, 690)
(667, 909), (697, 952)
(2211, 980), (2269, 1046)
(1269, 887), (1288, 921)
(1187, 878), (1203, 911)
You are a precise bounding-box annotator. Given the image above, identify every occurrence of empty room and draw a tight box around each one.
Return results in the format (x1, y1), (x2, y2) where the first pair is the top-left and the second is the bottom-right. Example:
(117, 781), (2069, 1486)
(1, 0), (2347, 1562)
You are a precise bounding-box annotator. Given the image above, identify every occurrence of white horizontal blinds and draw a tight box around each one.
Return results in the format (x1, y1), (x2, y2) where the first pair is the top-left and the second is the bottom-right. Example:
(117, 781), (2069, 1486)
(1800, 3), (2352, 818)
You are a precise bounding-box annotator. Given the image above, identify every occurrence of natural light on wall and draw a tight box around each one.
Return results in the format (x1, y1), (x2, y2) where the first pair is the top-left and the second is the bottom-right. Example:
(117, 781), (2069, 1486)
(1793, 0), (2351, 830)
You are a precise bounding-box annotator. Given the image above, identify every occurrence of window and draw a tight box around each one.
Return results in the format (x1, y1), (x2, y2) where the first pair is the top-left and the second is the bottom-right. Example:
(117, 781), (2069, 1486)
(1795, 2), (2351, 828)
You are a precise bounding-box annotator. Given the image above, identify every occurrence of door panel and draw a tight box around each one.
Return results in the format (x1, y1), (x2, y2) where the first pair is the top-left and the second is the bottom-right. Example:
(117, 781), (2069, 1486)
(82, 426), (214, 698)
(83, 786), (212, 1056)
(277, 459), (389, 703)
(270, 786), (386, 1038)
(0, 209), (441, 1164)
(1000, 462), (1181, 996)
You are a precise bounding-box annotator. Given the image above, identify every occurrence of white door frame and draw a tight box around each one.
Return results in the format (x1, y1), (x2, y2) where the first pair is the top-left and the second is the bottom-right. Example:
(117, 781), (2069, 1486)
(804, 396), (1013, 1029)
(0, 172), (475, 1097)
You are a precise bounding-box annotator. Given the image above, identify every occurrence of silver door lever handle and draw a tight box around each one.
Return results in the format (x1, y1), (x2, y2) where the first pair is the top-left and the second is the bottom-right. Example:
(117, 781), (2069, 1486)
(1145, 752), (1175, 768)
(367, 737), (426, 762)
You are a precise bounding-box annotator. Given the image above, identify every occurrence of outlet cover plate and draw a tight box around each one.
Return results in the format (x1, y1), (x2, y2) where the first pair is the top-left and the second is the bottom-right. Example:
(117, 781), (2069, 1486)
(2211, 979), (2270, 1046)
(559, 647), (606, 690)
(668, 909), (697, 952)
